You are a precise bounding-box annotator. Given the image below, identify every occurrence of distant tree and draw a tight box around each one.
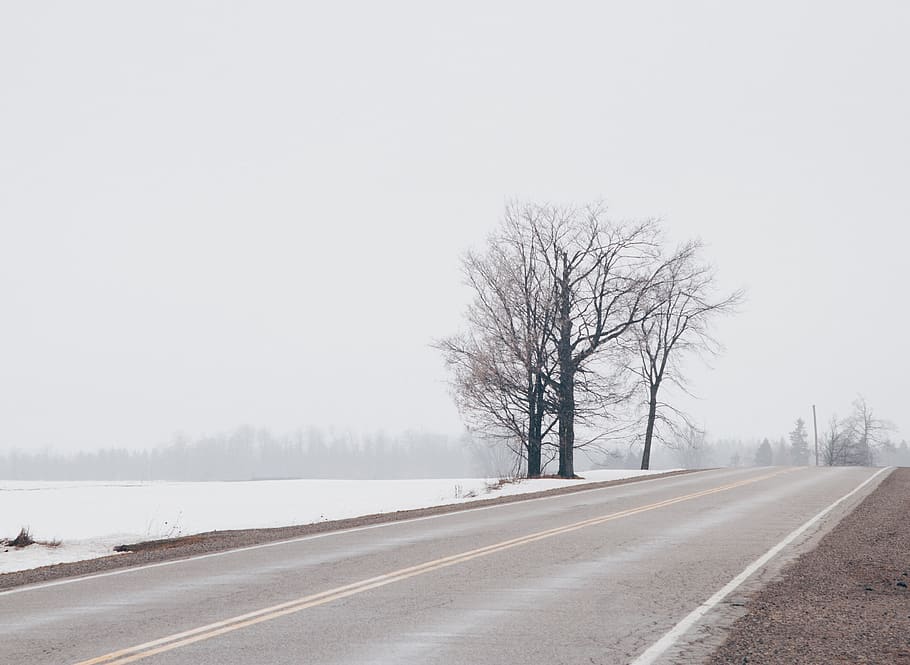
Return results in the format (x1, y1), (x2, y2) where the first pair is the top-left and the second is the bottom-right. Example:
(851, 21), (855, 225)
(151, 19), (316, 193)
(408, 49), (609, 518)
(0, 428), (480, 481)
(843, 396), (892, 466)
(712, 437), (747, 469)
(821, 415), (849, 466)
(774, 437), (788, 465)
(820, 398), (893, 467)
(788, 418), (810, 465)
(666, 424), (711, 469)
(467, 435), (520, 479)
(628, 240), (743, 470)
(888, 440), (910, 467)
(755, 438), (773, 466)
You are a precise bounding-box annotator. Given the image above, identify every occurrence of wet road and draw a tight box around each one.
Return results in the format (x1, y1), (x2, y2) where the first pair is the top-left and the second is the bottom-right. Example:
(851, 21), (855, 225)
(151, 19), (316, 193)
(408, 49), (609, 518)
(1, 466), (888, 665)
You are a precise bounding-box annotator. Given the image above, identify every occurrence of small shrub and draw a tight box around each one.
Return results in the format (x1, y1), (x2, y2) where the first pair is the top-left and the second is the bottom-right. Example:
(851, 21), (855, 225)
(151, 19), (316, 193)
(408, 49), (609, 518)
(9, 527), (35, 548)
(1, 528), (61, 548)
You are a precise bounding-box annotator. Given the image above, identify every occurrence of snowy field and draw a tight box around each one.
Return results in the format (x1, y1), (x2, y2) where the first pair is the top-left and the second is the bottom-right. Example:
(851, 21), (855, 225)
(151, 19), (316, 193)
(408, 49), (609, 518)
(0, 470), (669, 574)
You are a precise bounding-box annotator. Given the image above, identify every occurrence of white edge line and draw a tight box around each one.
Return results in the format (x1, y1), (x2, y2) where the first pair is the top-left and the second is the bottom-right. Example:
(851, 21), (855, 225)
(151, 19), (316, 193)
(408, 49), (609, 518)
(0, 468), (718, 597)
(629, 465), (894, 665)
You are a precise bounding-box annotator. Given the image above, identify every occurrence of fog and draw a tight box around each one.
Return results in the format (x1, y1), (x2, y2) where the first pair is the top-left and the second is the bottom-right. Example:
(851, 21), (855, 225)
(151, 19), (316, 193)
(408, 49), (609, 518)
(5, 425), (907, 481)
(0, 428), (481, 481)
(1, 3), (907, 473)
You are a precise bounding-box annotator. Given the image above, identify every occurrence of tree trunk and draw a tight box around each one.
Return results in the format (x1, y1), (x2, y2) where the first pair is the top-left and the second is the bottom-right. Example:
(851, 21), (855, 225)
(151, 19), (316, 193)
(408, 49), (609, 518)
(527, 409), (542, 478)
(556, 264), (576, 479)
(557, 368), (575, 478)
(526, 374), (545, 477)
(640, 383), (659, 470)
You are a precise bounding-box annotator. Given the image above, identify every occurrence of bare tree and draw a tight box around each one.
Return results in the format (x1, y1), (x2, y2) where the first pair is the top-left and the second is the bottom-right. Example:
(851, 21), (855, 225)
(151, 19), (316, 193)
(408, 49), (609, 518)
(821, 415), (850, 466)
(819, 398), (893, 467)
(843, 396), (892, 466)
(532, 204), (665, 478)
(665, 423), (712, 469)
(436, 206), (558, 477)
(441, 202), (729, 480)
(628, 241), (743, 470)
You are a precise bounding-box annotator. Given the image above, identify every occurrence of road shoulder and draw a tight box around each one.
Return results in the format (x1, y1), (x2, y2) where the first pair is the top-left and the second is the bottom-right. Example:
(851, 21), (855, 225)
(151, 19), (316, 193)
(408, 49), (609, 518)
(704, 466), (910, 664)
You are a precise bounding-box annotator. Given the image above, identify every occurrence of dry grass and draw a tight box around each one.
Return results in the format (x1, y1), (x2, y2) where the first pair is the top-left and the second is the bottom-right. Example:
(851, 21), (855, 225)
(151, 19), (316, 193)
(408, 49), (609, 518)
(485, 477), (519, 492)
(5, 527), (35, 548)
(2, 527), (62, 549)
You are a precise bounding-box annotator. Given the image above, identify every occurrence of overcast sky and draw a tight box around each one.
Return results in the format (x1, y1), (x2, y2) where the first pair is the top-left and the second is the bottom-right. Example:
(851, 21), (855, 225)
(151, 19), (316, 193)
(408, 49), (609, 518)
(1, 2), (907, 453)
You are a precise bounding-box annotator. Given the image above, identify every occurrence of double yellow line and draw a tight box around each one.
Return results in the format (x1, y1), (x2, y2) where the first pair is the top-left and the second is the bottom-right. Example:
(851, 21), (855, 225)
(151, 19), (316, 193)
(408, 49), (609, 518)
(75, 469), (792, 664)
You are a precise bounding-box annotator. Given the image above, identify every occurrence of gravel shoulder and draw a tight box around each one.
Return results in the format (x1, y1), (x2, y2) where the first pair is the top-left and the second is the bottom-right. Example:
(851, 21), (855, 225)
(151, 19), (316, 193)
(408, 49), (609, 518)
(706, 466), (910, 665)
(0, 469), (694, 592)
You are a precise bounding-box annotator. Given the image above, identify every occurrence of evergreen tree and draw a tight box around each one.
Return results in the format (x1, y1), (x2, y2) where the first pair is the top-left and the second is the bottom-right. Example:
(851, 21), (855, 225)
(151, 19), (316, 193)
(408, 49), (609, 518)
(755, 438), (773, 466)
(788, 418), (810, 465)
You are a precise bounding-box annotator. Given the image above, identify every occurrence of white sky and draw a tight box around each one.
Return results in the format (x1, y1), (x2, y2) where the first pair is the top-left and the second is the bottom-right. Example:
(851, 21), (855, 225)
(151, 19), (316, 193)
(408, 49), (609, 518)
(1, 2), (907, 452)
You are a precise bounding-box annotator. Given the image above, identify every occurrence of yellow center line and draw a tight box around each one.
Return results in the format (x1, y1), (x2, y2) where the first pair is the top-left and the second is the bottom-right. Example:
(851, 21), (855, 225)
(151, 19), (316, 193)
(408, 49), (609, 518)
(74, 468), (794, 665)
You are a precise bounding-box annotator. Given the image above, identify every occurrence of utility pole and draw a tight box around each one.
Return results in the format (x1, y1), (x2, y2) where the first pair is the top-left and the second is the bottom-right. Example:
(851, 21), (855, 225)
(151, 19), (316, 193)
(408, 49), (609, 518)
(812, 404), (819, 466)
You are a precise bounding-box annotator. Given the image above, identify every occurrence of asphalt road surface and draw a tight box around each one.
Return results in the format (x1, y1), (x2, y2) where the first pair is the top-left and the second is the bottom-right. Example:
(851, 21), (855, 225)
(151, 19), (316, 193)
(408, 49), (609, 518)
(1, 466), (889, 665)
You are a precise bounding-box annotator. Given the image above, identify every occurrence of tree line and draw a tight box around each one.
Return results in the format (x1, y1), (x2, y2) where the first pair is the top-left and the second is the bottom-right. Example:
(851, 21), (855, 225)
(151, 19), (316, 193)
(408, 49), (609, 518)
(0, 427), (484, 481)
(437, 202), (742, 477)
(657, 397), (903, 470)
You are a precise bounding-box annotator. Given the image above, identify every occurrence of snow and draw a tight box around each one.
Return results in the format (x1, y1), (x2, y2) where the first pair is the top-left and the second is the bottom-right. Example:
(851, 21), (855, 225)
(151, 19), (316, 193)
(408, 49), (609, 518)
(0, 470), (668, 574)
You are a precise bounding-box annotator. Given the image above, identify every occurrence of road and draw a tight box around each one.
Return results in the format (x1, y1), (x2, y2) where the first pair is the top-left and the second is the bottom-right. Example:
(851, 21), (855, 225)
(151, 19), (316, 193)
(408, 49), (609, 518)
(0, 466), (889, 665)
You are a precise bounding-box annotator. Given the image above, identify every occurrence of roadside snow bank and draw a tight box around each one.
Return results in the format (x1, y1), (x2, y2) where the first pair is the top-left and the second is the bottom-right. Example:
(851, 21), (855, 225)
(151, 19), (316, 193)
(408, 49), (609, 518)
(0, 469), (668, 574)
